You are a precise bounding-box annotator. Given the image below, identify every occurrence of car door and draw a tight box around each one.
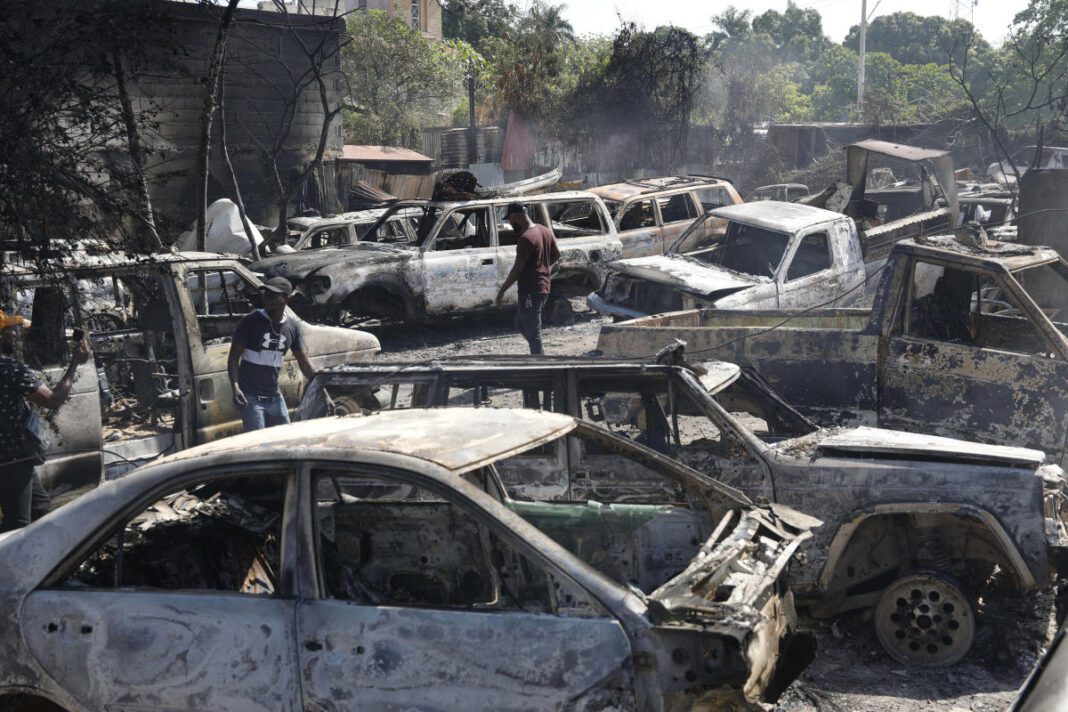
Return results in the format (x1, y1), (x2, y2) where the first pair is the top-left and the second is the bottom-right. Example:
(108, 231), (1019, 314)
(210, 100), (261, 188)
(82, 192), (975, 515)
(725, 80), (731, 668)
(657, 192), (703, 253)
(296, 466), (634, 712)
(19, 278), (102, 495)
(180, 263), (303, 443)
(421, 206), (503, 314)
(615, 198), (662, 258)
(776, 228), (841, 308)
(21, 467), (300, 712)
(878, 258), (1068, 456)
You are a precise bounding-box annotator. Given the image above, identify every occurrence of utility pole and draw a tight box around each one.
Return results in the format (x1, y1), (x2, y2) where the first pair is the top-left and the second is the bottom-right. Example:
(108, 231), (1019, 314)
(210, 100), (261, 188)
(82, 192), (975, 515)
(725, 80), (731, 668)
(465, 74), (478, 167)
(857, 0), (867, 115)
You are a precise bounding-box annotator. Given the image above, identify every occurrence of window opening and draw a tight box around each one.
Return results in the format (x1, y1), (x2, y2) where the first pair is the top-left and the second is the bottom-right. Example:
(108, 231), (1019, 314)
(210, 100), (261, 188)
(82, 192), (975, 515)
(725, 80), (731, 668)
(57, 472), (287, 595)
(786, 231), (832, 281)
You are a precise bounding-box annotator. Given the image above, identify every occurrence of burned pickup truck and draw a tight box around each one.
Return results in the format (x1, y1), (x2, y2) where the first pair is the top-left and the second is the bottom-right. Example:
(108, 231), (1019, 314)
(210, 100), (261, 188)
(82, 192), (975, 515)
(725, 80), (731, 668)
(300, 355), (1068, 666)
(588, 201), (869, 319)
(0, 408), (812, 710)
(252, 191), (623, 325)
(597, 232), (1068, 468)
(1, 252), (379, 495)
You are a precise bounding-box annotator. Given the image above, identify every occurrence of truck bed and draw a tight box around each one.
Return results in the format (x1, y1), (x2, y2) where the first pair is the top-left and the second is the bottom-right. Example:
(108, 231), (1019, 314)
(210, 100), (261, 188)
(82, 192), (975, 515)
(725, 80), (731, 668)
(597, 308), (881, 425)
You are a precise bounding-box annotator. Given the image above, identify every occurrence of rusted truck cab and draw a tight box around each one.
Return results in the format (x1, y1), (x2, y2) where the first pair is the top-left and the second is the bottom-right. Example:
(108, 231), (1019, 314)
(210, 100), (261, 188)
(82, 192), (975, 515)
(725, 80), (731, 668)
(597, 234), (1068, 468)
(2, 252), (379, 495)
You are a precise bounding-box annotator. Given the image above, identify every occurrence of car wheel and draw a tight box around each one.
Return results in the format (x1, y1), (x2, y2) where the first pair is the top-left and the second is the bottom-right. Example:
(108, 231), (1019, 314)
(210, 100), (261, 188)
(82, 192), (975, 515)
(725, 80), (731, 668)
(545, 296), (575, 326)
(873, 571), (975, 666)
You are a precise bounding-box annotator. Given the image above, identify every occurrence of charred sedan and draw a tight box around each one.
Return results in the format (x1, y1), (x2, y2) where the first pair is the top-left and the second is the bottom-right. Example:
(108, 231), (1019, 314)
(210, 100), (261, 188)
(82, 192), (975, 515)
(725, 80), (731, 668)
(0, 408), (812, 712)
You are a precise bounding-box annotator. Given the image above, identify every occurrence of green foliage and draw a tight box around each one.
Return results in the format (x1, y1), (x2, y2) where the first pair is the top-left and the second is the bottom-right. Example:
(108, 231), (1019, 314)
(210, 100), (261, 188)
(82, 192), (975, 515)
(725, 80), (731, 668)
(751, 1), (829, 62)
(483, 1), (579, 125)
(341, 10), (469, 146)
(843, 12), (990, 67)
(442, 0), (518, 54)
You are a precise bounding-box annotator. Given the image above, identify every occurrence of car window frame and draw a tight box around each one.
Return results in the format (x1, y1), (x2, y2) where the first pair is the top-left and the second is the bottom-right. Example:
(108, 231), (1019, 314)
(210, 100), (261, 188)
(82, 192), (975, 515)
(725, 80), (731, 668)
(784, 229), (835, 282)
(423, 205), (498, 253)
(301, 460), (615, 618)
(40, 462), (299, 598)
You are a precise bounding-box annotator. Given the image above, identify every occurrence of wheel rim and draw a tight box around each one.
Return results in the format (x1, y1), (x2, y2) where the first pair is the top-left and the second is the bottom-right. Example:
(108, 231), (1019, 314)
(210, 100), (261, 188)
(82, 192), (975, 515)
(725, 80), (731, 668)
(874, 572), (975, 666)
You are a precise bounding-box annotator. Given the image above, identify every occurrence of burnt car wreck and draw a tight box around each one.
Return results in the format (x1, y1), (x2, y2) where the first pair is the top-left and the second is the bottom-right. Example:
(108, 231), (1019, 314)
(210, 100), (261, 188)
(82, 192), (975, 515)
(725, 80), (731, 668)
(0, 409), (814, 711)
(300, 354), (1068, 667)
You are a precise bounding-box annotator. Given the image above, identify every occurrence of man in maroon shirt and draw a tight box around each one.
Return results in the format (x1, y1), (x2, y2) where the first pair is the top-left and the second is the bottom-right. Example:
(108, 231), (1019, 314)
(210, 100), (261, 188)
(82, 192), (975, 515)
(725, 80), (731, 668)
(496, 202), (560, 354)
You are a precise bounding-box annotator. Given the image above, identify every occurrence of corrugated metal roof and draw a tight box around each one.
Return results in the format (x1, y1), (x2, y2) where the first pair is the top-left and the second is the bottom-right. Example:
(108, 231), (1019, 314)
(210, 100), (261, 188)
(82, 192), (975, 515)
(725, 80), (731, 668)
(339, 145), (433, 163)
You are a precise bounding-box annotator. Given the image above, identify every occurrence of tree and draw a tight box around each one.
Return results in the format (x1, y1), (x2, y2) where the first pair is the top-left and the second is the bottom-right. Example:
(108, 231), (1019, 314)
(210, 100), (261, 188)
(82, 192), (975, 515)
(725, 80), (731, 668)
(945, 2), (1068, 183)
(0, 0), (174, 262)
(752, 1), (828, 62)
(442, 0), (518, 53)
(487, 1), (576, 125)
(844, 12), (990, 67)
(567, 24), (704, 169)
(228, 2), (354, 241)
(341, 10), (467, 146)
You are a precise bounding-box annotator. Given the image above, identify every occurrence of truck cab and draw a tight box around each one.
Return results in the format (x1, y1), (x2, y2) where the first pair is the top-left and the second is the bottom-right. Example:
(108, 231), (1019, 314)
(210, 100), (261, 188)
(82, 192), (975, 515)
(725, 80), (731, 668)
(1, 252), (380, 497)
(589, 201), (866, 319)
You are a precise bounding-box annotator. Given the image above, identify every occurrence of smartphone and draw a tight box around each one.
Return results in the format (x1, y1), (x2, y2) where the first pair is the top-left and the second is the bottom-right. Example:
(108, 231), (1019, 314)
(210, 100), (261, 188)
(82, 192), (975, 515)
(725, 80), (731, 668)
(71, 328), (84, 342)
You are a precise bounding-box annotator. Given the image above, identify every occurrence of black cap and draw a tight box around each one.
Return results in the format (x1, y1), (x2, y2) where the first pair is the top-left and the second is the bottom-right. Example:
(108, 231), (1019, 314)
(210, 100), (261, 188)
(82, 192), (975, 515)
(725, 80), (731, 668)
(505, 202), (526, 217)
(261, 276), (294, 296)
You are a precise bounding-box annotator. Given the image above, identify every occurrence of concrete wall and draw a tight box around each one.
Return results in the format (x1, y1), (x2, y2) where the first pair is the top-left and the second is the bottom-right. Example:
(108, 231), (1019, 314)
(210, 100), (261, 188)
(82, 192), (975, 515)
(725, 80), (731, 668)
(133, 2), (344, 229)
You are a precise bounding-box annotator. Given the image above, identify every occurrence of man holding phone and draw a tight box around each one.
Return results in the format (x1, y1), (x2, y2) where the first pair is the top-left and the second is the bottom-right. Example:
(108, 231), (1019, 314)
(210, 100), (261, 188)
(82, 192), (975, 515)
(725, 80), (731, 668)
(0, 311), (90, 531)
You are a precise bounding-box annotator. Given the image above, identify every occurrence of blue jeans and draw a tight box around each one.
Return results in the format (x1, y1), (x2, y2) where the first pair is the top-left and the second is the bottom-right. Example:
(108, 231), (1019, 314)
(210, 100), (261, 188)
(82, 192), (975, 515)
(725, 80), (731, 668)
(240, 392), (290, 431)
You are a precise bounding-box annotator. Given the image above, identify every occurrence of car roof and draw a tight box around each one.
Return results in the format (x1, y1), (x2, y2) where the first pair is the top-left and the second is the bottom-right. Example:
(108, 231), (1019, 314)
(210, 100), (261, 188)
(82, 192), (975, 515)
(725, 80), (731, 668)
(589, 176), (730, 201)
(156, 408), (577, 475)
(711, 201), (843, 233)
(312, 356), (741, 395)
(895, 235), (1063, 271)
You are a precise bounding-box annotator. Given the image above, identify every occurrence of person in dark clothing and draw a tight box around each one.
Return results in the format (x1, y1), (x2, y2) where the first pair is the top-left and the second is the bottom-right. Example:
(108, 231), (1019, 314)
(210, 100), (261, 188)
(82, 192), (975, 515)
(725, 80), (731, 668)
(495, 202), (560, 355)
(227, 277), (316, 431)
(0, 311), (90, 532)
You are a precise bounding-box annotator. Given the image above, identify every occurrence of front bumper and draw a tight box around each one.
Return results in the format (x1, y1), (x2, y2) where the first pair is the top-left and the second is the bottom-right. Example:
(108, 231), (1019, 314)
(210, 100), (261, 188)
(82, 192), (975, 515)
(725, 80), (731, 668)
(586, 291), (649, 320)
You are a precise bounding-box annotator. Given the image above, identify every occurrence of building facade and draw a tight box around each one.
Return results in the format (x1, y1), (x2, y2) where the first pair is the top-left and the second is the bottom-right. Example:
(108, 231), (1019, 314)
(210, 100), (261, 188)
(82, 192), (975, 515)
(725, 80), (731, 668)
(256, 0), (442, 40)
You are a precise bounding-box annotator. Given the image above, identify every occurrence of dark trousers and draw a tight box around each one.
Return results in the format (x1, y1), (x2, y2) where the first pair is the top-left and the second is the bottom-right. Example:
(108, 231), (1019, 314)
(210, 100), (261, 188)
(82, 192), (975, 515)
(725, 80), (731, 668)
(0, 460), (51, 532)
(516, 292), (548, 355)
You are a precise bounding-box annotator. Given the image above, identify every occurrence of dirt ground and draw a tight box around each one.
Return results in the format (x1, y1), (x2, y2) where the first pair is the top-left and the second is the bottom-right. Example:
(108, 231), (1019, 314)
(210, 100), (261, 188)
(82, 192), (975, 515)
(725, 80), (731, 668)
(367, 299), (1057, 712)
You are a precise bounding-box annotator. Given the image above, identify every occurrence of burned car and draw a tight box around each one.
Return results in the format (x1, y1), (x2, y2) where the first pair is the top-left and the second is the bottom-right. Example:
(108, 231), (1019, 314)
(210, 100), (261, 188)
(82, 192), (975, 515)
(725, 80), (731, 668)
(301, 355), (1068, 666)
(0, 408), (812, 711)
(589, 176), (743, 258)
(252, 191), (623, 325)
(588, 202), (869, 320)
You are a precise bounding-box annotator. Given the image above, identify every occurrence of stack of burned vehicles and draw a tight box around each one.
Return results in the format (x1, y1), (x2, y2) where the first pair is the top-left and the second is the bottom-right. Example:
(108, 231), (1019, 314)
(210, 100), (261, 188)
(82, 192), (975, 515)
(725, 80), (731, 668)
(0, 251), (380, 495)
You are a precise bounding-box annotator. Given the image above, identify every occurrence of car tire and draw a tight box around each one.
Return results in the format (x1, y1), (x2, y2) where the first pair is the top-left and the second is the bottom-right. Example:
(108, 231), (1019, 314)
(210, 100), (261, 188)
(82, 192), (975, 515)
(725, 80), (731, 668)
(873, 570), (976, 667)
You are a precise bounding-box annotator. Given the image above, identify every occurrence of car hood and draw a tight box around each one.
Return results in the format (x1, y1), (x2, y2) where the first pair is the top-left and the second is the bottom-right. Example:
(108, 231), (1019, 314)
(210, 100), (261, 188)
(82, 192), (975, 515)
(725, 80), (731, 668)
(253, 242), (412, 280)
(780, 426), (1045, 467)
(608, 255), (764, 300)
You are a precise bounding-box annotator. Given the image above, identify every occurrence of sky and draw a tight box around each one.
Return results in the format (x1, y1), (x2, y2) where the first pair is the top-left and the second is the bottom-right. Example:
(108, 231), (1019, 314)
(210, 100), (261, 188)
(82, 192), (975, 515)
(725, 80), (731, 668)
(543, 0), (1030, 46)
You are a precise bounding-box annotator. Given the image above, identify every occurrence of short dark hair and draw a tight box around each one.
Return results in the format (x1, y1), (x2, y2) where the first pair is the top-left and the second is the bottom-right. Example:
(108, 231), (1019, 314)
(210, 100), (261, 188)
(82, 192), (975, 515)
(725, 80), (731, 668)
(504, 202), (526, 217)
